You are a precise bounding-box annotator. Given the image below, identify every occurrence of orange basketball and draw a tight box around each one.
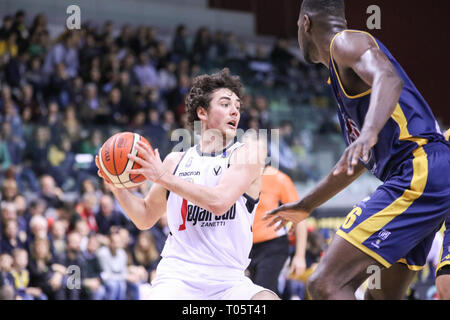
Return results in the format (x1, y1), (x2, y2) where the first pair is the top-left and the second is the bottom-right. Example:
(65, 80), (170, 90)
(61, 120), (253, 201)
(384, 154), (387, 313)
(98, 132), (152, 189)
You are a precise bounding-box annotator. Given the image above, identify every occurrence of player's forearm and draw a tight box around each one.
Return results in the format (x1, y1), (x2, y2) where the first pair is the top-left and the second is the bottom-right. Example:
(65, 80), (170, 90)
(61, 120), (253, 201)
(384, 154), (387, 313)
(109, 188), (152, 230)
(361, 72), (403, 136)
(297, 162), (366, 212)
(158, 173), (234, 215)
(294, 220), (307, 258)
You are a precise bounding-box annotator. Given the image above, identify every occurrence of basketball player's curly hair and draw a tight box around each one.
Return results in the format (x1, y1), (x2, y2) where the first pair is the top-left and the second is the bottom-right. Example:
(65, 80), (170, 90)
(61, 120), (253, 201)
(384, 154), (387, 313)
(185, 68), (244, 128)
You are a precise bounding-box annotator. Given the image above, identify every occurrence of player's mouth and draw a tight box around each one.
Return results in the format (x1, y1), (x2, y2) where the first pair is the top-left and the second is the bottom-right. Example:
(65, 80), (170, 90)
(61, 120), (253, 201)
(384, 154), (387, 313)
(227, 119), (237, 129)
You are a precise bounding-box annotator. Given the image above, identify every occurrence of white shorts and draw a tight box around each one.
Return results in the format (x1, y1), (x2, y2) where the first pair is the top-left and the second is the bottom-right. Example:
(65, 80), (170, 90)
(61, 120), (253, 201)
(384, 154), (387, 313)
(146, 257), (274, 300)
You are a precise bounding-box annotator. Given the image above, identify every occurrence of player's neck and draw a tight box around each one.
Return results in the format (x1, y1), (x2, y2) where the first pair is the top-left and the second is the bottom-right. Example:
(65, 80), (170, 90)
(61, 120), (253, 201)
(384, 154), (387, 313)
(315, 23), (346, 68)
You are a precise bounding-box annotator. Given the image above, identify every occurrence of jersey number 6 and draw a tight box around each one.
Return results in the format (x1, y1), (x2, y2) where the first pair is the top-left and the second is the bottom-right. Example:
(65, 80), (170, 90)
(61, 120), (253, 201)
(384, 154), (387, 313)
(342, 206), (363, 230)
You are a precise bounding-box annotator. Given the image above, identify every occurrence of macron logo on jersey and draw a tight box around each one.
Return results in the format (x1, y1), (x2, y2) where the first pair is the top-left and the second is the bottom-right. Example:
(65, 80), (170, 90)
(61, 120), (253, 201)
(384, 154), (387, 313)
(179, 171), (200, 177)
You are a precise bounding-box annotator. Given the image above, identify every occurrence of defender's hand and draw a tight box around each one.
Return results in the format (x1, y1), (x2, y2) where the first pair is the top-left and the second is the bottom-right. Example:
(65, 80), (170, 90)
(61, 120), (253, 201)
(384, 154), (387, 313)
(333, 130), (377, 176)
(262, 202), (310, 232)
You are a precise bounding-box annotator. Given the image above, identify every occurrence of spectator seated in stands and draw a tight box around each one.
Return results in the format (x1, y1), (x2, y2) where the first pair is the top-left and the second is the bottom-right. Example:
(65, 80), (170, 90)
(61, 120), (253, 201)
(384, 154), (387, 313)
(74, 192), (98, 234)
(21, 126), (51, 182)
(23, 199), (46, 234)
(79, 83), (109, 124)
(97, 228), (128, 300)
(0, 253), (15, 300)
(47, 135), (77, 189)
(11, 248), (47, 300)
(27, 238), (63, 300)
(39, 174), (64, 210)
(270, 120), (299, 178)
(191, 27), (212, 68)
(82, 233), (105, 300)
(5, 50), (29, 89)
(73, 219), (90, 252)
(13, 194), (28, 234)
(1, 219), (28, 254)
(133, 52), (159, 89)
(105, 88), (127, 126)
(49, 219), (67, 259)
(61, 105), (81, 149)
(53, 232), (86, 300)
(28, 215), (50, 243)
(0, 201), (26, 239)
(1, 122), (25, 183)
(144, 108), (168, 157)
(127, 231), (160, 298)
(95, 194), (129, 237)
(248, 46), (273, 84)
(0, 15), (15, 52)
(1, 177), (18, 202)
(43, 30), (79, 78)
(171, 24), (188, 62)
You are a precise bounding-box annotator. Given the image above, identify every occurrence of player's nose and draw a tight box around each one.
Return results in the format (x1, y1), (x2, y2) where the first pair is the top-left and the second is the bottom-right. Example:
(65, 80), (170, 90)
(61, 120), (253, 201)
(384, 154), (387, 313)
(230, 103), (239, 115)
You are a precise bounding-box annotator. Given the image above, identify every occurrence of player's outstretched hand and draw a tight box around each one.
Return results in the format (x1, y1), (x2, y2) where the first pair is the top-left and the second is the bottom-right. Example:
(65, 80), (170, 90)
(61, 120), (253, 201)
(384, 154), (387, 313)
(333, 130), (377, 176)
(262, 202), (310, 231)
(127, 141), (167, 183)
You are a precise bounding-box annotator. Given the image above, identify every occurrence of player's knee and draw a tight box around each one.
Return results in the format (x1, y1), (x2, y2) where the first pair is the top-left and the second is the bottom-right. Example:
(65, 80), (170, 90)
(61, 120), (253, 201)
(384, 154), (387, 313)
(251, 290), (280, 300)
(436, 275), (450, 300)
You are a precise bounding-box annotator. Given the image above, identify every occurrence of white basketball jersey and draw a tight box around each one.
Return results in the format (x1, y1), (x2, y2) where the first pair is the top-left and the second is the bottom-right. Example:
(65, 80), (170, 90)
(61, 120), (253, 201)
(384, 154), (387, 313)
(162, 141), (259, 272)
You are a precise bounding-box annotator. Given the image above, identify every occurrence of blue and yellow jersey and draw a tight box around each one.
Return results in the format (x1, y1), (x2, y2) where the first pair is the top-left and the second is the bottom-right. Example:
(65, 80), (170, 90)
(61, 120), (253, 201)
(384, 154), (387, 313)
(328, 30), (447, 181)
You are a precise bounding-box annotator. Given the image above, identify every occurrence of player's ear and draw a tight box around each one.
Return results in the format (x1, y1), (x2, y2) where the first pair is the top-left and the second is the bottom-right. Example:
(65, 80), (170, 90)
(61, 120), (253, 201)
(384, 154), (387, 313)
(304, 14), (311, 33)
(197, 106), (207, 121)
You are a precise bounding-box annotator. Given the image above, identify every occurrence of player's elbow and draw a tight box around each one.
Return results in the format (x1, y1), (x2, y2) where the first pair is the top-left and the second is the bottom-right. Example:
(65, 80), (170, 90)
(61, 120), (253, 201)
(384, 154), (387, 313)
(206, 189), (234, 215)
(208, 203), (229, 216)
(208, 197), (235, 216)
(134, 211), (156, 230)
(135, 222), (152, 231)
(133, 219), (150, 230)
(383, 69), (403, 92)
(393, 75), (404, 92)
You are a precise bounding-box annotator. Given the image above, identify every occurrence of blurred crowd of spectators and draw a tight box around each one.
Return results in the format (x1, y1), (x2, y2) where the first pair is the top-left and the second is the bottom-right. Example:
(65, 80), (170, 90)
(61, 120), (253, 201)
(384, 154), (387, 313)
(0, 10), (336, 299)
(0, 172), (168, 299)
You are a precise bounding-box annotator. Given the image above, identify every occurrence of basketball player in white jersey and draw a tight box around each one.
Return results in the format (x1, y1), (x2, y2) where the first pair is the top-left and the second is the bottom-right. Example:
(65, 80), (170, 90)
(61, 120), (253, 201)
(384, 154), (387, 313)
(96, 69), (279, 300)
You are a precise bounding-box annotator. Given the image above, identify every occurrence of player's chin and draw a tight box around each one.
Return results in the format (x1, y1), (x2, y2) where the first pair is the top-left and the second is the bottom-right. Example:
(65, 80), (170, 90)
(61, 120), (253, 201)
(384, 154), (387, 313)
(224, 126), (237, 138)
(303, 52), (316, 65)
